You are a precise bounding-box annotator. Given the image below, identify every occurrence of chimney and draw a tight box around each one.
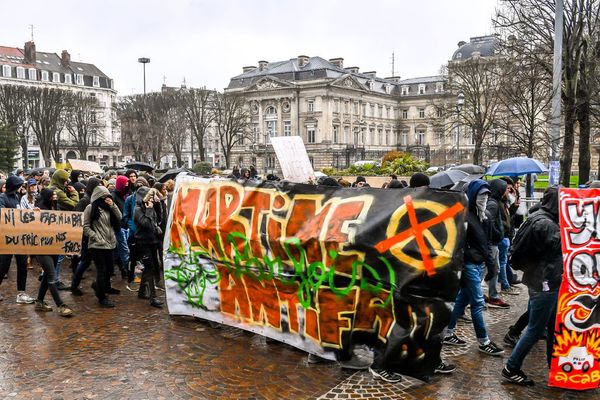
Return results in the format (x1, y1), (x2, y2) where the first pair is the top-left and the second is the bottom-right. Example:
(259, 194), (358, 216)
(243, 65), (256, 73)
(297, 55), (309, 68)
(24, 41), (36, 64)
(258, 60), (269, 71)
(345, 66), (359, 74)
(457, 40), (467, 48)
(329, 58), (344, 68)
(61, 50), (71, 67)
(385, 76), (402, 82)
(363, 71), (377, 78)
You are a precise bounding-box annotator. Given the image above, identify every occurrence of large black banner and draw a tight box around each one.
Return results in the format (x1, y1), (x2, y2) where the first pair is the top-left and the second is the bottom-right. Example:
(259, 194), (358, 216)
(164, 177), (467, 379)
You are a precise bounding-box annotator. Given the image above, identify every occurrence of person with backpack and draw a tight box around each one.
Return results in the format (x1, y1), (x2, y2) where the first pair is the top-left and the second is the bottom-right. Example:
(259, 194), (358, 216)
(443, 179), (504, 356)
(502, 186), (562, 386)
(122, 178), (149, 291)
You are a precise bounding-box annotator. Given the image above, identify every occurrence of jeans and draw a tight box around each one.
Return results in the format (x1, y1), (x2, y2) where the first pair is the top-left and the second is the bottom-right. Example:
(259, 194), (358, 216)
(506, 289), (558, 371)
(114, 228), (130, 271)
(447, 262), (488, 342)
(487, 245), (500, 299)
(35, 255), (63, 307)
(90, 248), (114, 301)
(498, 238), (511, 290)
(55, 255), (65, 283)
(0, 254), (28, 291)
(71, 236), (91, 289)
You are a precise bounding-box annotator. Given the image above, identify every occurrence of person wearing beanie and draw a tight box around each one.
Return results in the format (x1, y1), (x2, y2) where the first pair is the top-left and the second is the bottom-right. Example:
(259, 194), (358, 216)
(20, 178), (39, 210)
(409, 173), (430, 188)
(110, 175), (130, 279)
(49, 169), (79, 211)
(353, 176), (366, 188)
(0, 175), (35, 304)
(83, 186), (122, 308)
(69, 170), (84, 185)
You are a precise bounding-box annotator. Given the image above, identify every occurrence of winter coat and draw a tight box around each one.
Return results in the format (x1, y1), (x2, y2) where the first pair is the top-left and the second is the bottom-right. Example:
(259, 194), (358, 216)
(522, 187), (563, 292)
(122, 187), (149, 235)
(134, 197), (162, 246)
(486, 179), (507, 245)
(83, 186), (122, 250)
(0, 176), (24, 209)
(49, 169), (79, 211)
(463, 180), (495, 271)
(75, 178), (102, 212)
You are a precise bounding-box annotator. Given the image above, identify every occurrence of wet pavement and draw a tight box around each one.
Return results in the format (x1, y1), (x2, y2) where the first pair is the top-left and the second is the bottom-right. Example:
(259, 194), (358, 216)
(0, 264), (598, 399)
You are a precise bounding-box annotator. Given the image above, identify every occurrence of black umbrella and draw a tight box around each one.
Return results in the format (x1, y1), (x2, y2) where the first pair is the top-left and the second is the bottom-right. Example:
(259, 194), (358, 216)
(450, 164), (486, 175)
(159, 168), (190, 183)
(451, 173), (485, 191)
(124, 161), (155, 172)
(429, 170), (469, 189)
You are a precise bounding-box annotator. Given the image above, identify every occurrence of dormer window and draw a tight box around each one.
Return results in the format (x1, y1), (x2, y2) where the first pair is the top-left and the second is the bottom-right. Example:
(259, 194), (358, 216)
(41, 71), (49, 82)
(418, 84), (426, 95)
(2, 65), (11, 78)
(93, 76), (100, 87)
(28, 68), (36, 80)
(401, 86), (409, 96)
(76, 74), (84, 85)
(435, 82), (444, 93)
(65, 74), (72, 84)
(53, 72), (60, 83)
(384, 84), (392, 95)
(367, 80), (374, 90)
(16, 67), (25, 79)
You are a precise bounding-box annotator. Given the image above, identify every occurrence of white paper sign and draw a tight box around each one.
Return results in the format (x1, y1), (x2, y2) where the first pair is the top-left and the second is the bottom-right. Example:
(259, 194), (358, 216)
(67, 159), (103, 174)
(270, 136), (315, 183)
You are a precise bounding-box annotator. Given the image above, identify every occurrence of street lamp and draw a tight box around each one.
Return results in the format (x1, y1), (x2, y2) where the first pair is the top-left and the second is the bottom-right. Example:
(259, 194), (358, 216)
(138, 57), (150, 95)
(456, 91), (465, 164)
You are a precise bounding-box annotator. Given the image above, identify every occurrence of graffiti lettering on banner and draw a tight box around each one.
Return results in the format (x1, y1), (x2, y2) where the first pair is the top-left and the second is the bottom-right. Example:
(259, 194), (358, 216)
(163, 176), (467, 380)
(0, 209), (83, 255)
(549, 188), (600, 390)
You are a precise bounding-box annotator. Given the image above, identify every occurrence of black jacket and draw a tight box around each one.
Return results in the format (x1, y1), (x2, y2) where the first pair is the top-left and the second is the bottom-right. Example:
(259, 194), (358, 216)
(134, 202), (162, 245)
(522, 187), (563, 291)
(486, 179), (507, 245)
(463, 180), (495, 271)
(110, 189), (126, 212)
(0, 176), (24, 209)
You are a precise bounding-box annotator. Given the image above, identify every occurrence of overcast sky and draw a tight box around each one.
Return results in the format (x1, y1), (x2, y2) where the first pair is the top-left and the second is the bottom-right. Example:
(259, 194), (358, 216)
(3, 0), (498, 94)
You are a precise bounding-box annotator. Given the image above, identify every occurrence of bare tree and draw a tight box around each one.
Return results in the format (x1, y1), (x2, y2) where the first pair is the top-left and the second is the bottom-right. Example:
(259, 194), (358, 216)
(64, 93), (100, 159)
(212, 92), (251, 168)
(26, 87), (71, 167)
(162, 92), (189, 167)
(116, 95), (152, 162)
(0, 85), (30, 166)
(179, 87), (215, 162)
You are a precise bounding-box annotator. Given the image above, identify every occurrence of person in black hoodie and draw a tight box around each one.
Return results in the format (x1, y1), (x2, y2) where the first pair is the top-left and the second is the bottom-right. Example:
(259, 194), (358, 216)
(134, 188), (164, 308)
(33, 189), (74, 317)
(443, 179), (504, 356)
(0, 176), (35, 304)
(502, 186), (562, 386)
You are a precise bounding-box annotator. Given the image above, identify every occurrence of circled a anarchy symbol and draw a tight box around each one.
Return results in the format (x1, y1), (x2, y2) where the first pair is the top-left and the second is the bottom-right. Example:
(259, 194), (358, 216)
(375, 195), (464, 276)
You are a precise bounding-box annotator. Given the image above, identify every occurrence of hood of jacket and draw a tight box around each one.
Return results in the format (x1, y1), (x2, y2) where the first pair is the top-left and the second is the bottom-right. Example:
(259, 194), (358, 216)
(85, 177), (101, 197)
(489, 179), (508, 201)
(5, 176), (24, 193)
(69, 170), (83, 184)
(51, 169), (70, 188)
(540, 186), (559, 220)
(91, 185), (111, 203)
(115, 175), (129, 195)
(135, 187), (150, 206)
(466, 179), (491, 211)
(37, 188), (56, 210)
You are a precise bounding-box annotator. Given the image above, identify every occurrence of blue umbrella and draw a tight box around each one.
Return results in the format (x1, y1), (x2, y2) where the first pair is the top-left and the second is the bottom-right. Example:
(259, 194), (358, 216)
(486, 157), (548, 176)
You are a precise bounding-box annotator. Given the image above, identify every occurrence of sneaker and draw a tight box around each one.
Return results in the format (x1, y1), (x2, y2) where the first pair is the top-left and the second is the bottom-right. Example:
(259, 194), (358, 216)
(443, 334), (467, 346)
(99, 298), (115, 308)
(479, 341), (504, 356)
(57, 304), (74, 317)
(502, 366), (534, 386)
(126, 282), (140, 292)
(106, 287), (121, 295)
(500, 287), (521, 296)
(34, 300), (52, 312)
(150, 298), (164, 308)
(339, 356), (371, 370)
(307, 353), (335, 364)
(504, 329), (520, 348)
(155, 285), (165, 292)
(369, 367), (403, 383)
(56, 281), (71, 291)
(71, 287), (84, 296)
(435, 361), (457, 374)
(16, 292), (35, 304)
(487, 298), (510, 309)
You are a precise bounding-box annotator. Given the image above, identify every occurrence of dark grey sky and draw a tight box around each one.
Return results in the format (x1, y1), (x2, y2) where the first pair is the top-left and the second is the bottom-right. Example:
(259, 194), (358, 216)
(3, 0), (498, 94)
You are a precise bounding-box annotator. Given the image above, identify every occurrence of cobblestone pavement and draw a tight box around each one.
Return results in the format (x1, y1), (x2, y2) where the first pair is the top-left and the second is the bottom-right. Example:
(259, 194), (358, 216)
(0, 265), (598, 399)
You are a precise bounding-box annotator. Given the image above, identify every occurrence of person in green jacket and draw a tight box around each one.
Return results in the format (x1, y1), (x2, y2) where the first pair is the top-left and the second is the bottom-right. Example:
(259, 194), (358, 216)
(49, 169), (79, 211)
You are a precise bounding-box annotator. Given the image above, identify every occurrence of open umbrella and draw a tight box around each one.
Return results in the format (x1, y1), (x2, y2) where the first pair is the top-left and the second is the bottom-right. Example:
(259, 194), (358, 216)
(486, 157), (547, 176)
(429, 170), (468, 189)
(159, 168), (190, 183)
(450, 164), (486, 174)
(124, 161), (155, 172)
(450, 173), (485, 191)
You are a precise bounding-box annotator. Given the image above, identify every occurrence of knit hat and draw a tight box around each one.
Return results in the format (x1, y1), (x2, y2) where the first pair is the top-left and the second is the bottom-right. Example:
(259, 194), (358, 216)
(409, 173), (430, 188)
(115, 175), (129, 194)
(5, 176), (24, 193)
(73, 182), (86, 193)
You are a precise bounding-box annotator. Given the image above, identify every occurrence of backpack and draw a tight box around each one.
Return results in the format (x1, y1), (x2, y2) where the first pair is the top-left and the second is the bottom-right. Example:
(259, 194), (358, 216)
(509, 212), (547, 272)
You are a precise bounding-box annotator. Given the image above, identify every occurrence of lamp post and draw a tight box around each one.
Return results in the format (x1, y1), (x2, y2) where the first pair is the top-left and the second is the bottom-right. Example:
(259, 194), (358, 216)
(456, 91), (465, 164)
(137, 57), (150, 95)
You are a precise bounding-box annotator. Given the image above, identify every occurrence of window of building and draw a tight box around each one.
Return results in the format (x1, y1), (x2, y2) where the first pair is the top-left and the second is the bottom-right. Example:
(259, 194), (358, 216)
(435, 131), (444, 145)
(419, 108), (425, 118)
(368, 80), (374, 90)
(64, 74), (72, 84)
(76, 74), (83, 85)
(53, 72), (60, 83)
(362, 103), (366, 116)
(284, 121), (291, 136)
(28, 68), (36, 80)
(385, 129), (390, 145)
(401, 130), (408, 146)
(344, 101), (349, 113)
(416, 129), (426, 145)
(469, 130), (476, 145)
(333, 125), (339, 143)
(437, 108), (444, 118)
(402, 109), (408, 119)
(378, 105), (383, 117)
(334, 100), (339, 113)
(418, 84), (426, 95)
(93, 76), (100, 87)
(265, 106), (277, 115)
(369, 128), (375, 145)
(307, 126), (316, 143)
(435, 82), (444, 93)
(267, 156), (275, 169)
(390, 107), (395, 119)
(307, 100), (314, 112)
(378, 129), (383, 145)
(41, 70), (49, 82)
(91, 112), (97, 123)
(16, 67), (25, 79)
(401, 86), (409, 96)
(266, 120), (277, 137)
(370, 104), (375, 116)
(2, 65), (11, 77)
(354, 102), (359, 115)
(343, 126), (349, 143)
(385, 84), (392, 95)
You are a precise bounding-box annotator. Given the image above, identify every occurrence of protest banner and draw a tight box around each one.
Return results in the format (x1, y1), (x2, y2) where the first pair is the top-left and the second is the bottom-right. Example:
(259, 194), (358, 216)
(270, 136), (315, 183)
(549, 188), (600, 390)
(67, 159), (104, 174)
(0, 209), (83, 255)
(164, 176), (467, 379)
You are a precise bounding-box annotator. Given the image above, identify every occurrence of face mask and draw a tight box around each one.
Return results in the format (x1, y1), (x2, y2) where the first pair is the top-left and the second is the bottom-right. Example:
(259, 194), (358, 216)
(508, 193), (516, 205)
(476, 193), (488, 221)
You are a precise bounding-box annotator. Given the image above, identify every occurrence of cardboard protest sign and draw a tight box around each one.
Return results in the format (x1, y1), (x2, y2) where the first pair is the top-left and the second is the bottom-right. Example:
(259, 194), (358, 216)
(270, 136), (315, 183)
(164, 176), (467, 379)
(67, 159), (103, 174)
(549, 188), (600, 390)
(0, 209), (83, 255)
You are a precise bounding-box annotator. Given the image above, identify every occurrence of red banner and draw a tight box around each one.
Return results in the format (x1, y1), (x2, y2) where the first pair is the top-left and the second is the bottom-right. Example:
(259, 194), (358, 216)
(549, 188), (600, 390)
